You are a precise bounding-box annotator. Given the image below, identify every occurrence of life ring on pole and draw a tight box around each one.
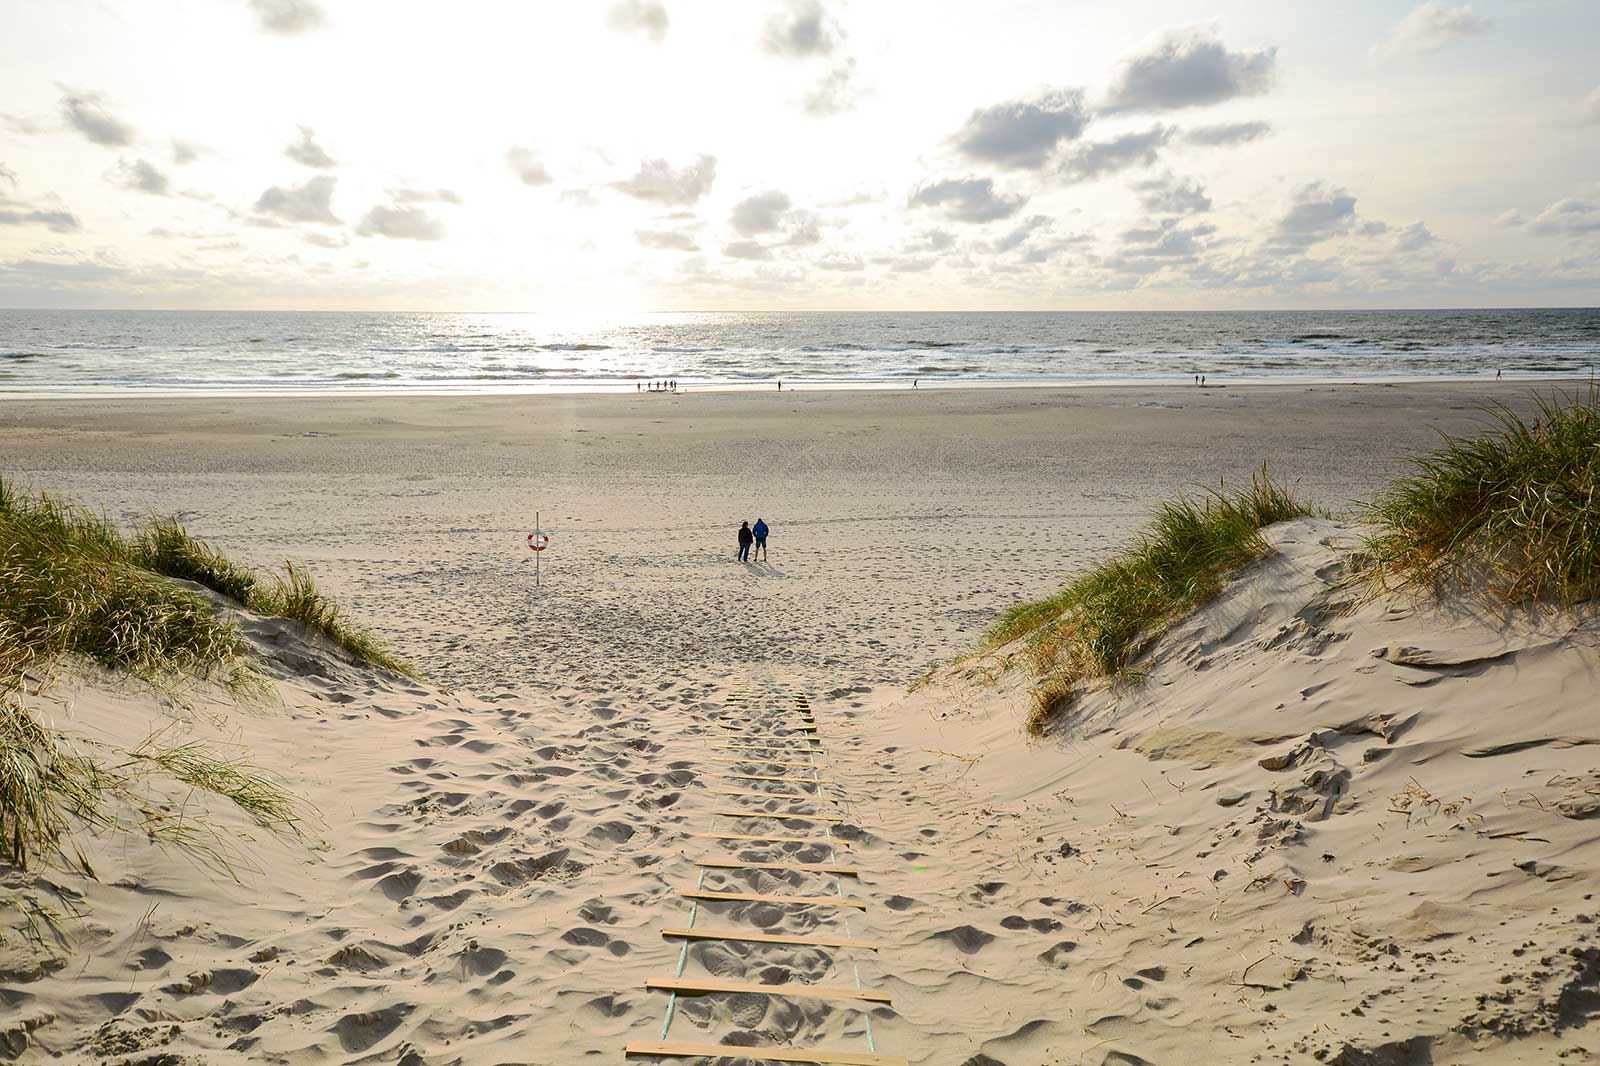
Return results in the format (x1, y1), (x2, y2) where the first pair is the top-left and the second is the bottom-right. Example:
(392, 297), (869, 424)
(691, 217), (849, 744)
(527, 532), (549, 552)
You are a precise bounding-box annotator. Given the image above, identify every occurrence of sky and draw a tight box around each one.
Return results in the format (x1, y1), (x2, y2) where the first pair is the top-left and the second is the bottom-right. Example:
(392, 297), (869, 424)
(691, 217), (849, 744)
(0, 0), (1597, 311)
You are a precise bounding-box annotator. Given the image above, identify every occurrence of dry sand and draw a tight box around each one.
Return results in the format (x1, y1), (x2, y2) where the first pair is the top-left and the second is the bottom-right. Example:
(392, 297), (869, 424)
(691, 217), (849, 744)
(1, 382), (1596, 1065)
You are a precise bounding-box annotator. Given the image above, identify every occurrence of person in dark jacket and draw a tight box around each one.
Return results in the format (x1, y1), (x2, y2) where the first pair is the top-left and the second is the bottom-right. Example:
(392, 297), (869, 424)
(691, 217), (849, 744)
(736, 520), (753, 562)
(751, 518), (769, 561)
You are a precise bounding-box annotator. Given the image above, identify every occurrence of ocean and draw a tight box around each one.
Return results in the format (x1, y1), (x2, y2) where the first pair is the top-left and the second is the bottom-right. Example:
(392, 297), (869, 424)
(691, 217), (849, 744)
(1, 308), (1597, 394)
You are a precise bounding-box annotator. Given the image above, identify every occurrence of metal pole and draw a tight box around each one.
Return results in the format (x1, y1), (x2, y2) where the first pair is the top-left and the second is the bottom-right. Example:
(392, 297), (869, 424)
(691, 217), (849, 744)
(535, 510), (541, 588)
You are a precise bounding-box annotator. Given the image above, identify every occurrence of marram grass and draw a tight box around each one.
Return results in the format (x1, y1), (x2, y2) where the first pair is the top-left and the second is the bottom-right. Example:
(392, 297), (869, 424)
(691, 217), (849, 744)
(1360, 386), (1599, 606)
(981, 468), (1316, 736)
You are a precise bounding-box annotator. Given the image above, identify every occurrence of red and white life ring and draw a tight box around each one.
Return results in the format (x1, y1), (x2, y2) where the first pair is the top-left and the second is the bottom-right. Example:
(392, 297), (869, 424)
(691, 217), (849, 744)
(527, 531), (549, 552)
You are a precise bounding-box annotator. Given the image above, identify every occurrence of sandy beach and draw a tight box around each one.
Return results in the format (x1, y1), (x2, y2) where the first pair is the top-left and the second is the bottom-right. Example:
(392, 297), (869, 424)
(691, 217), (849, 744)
(3, 381), (1598, 1065)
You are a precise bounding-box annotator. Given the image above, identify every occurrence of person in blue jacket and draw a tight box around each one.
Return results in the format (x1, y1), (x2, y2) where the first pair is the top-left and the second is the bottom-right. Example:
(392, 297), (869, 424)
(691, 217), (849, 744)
(752, 518), (769, 561)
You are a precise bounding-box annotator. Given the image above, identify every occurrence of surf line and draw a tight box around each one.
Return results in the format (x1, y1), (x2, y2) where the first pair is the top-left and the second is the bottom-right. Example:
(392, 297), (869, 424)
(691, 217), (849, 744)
(627, 682), (906, 1066)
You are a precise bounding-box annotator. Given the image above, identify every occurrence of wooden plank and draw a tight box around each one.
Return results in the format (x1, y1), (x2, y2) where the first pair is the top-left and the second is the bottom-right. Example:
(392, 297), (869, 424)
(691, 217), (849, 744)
(674, 889), (866, 910)
(689, 831), (836, 845)
(705, 787), (819, 800)
(660, 926), (877, 950)
(718, 721), (820, 732)
(694, 858), (859, 876)
(725, 774), (831, 784)
(711, 808), (845, 822)
(707, 757), (830, 769)
(625, 1040), (905, 1065)
(710, 743), (825, 753)
(644, 976), (888, 1004)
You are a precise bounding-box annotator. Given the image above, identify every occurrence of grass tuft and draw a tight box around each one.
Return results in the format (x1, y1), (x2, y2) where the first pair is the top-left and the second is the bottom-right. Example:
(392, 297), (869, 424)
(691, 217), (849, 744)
(1360, 386), (1599, 605)
(982, 467), (1316, 736)
(0, 701), (108, 871)
(133, 516), (259, 604)
(250, 563), (416, 678)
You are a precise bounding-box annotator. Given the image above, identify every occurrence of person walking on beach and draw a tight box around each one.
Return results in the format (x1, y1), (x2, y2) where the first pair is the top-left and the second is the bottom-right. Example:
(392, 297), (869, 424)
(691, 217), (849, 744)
(752, 517), (769, 561)
(736, 520), (753, 562)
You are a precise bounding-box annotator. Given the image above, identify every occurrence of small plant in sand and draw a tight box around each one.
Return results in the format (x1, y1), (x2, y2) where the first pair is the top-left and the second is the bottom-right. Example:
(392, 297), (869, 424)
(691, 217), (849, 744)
(1360, 385), (1600, 606)
(981, 467), (1316, 735)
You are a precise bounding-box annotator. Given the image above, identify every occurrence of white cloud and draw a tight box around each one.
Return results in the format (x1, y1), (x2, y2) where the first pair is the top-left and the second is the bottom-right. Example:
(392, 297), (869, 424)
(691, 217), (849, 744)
(1059, 126), (1175, 183)
(1132, 173), (1211, 215)
(1270, 182), (1357, 249)
(1495, 209), (1525, 228)
(1374, 3), (1488, 58)
(507, 147), (553, 187)
(1531, 198), (1600, 237)
(605, 0), (668, 43)
(1183, 120), (1272, 147)
(59, 88), (134, 147)
(170, 139), (206, 166)
(1583, 86), (1600, 126)
(389, 187), (462, 204)
(248, 0), (326, 35)
(1393, 221), (1439, 252)
(762, 0), (841, 59)
(723, 240), (772, 260)
(111, 158), (170, 196)
(1102, 25), (1276, 113)
(909, 177), (1025, 223)
(0, 206), (80, 233)
(285, 126), (337, 168)
(254, 174), (339, 224)
(356, 204), (447, 241)
(730, 190), (792, 236)
(636, 227), (699, 251)
(612, 155), (717, 205)
(803, 60), (859, 117)
(953, 88), (1089, 170)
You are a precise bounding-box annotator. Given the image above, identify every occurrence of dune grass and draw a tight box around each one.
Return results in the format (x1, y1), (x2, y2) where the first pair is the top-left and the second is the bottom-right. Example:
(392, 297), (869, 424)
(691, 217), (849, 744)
(980, 468), (1316, 735)
(0, 479), (384, 871)
(1360, 385), (1599, 605)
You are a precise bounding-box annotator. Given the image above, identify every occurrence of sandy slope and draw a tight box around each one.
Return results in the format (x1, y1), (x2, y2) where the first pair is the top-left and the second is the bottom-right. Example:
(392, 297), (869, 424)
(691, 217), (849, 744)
(4, 383), (1599, 1064)
(855, 519), (1600, 1064)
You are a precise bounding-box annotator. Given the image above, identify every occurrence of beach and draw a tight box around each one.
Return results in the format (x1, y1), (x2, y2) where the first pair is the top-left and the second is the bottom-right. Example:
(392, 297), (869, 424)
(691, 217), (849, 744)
(3, 380), (1597, 1064)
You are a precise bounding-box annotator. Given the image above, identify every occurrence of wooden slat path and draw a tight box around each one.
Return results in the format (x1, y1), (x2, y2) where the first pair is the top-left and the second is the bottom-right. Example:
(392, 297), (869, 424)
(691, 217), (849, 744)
(694, 858), (859, 876)
(661, 926), (878, 950)
(625, 1040), (906, 1065)
(645, 976), (890, 1004)
(674, 888), (867, 910)
(705, 787), (818, 800)
(724, 773), (831, 784)
(711, 808), (845, 822)
(707, 757), (831, 769)
(689, 830), (835, 844)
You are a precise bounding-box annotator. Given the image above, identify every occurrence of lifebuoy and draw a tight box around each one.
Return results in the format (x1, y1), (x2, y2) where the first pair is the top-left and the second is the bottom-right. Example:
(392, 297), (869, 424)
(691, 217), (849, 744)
(528, 532), (549, 551)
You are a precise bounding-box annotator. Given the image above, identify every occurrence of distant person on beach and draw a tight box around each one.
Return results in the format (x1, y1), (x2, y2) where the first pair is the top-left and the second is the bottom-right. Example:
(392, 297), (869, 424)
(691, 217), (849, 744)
(752, 518), (769, 561)
(777, 379), (782, 391)
(736, 520), (753, 562)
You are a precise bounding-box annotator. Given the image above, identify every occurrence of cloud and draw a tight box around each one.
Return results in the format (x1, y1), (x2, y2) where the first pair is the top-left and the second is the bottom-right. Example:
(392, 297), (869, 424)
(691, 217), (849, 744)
(389, 186), (462, 204)
(723, 240), (773, 260)
(815, 252), (864, 271)
(1584, 86), (1600, 126)
(730, 190), (792, 236)
(1495, 208), (1525, 228)
(303, 230), (350, 249)
(636, 228), (699, 251)
(909, 177), (1025, 223)
(762, 0), (841, 58)
(560, 187), (598, 207)
(1102, 24), (1275, 113)
(1531, 198), (1600, 237)
(803, 60), (859, 117)
(0, 207), (80, 233)
(254, 174), (339, 224)
(285, 126), (336, 168)
(1132, 173), (1211, 214)
(612, 154), (717, 205)
(170, 139), (206, 165)
(0, 163), (15, 189)
(1374, 2), (1488, 58)
(111, 158), (170, 196)
(1393, 221), (1439, 252)
(249, 0), (327, 34)
(605, 0), (668, 43)
(1059, 125), (1174, 182)
(905, 229), (956, 253)
(1118, 217), (1218, 258)
(953, 88), (1090, 170)
(1183, 120), (1272, 147)
(59, 88), (134, 147)
(1270, 182), (1357, 249)
(506, 147), (553, 187)
(356, 204), (446, 241)
(990, 214), (1052, 254)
